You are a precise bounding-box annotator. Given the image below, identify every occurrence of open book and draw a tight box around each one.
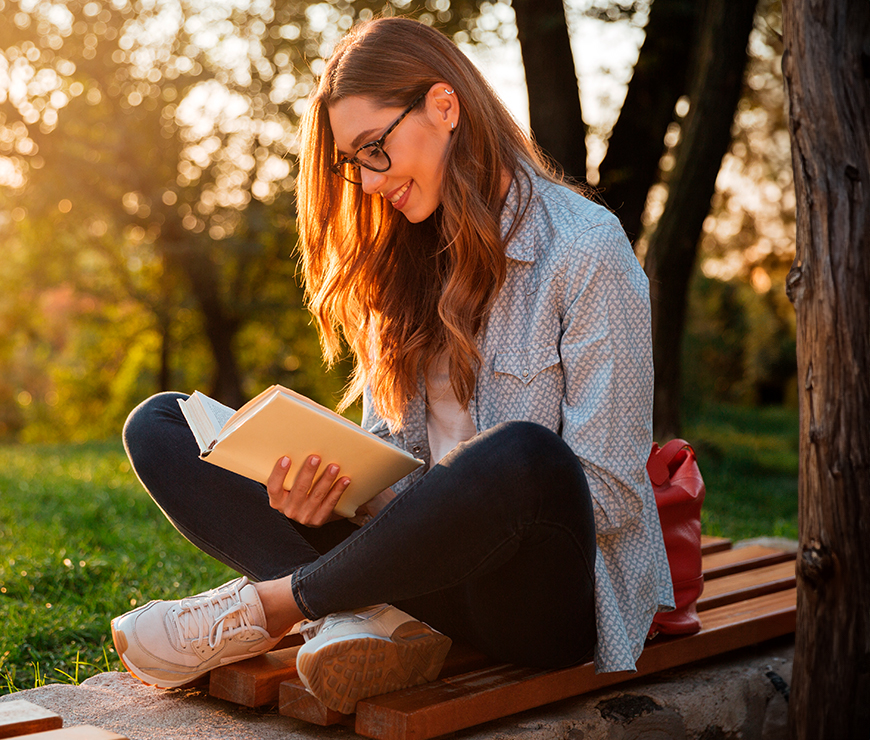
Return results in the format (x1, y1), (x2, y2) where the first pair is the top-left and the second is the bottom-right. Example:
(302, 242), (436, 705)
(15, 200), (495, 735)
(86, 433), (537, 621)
(178, 385), (423, 518)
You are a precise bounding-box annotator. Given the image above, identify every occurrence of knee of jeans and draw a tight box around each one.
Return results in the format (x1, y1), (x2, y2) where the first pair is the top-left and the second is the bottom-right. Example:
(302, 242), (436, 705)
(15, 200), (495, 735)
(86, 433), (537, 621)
(122, 392), (187, 456)
(484, 421), (584, 484)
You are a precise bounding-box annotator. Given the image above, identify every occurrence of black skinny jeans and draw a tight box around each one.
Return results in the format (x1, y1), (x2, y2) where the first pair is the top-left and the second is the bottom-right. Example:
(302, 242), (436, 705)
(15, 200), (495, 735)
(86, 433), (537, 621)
(123, 392), (597, 668)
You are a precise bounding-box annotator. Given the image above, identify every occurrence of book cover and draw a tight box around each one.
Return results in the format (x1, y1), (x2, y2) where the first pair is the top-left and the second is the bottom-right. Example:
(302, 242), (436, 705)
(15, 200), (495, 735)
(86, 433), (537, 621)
(178, 386), (423, 518)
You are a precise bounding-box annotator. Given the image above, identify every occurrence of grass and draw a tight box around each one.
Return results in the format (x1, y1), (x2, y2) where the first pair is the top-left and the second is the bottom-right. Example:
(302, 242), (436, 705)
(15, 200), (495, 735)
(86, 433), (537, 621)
(0, 402), (799, 694)
(0, 441), (234, 693)
(684, 403), (799, 542)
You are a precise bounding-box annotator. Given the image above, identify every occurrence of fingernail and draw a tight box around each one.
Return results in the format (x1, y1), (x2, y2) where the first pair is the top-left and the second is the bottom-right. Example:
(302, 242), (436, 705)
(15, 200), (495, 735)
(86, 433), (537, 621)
(310, 456), (321, 467)
(280, 456), (290, 469)
(329, 464), (339, 475)
(341, 477), (350, 487)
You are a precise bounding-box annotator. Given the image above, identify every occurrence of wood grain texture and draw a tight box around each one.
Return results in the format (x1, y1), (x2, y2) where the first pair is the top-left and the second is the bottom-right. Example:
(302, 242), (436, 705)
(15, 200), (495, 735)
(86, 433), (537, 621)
(701, 545), (795, 580)
(700, 535), (733, 555)
(209, 646), (301, 707)
(0, 700), (63, 738)
(279, 680), (352, 727)
(353, 589), (796, 740)
(277, 639), (493, 726)
(229, 541), (803, 740)
(782, 0), (870, 736)
(698, 560), (796, 611)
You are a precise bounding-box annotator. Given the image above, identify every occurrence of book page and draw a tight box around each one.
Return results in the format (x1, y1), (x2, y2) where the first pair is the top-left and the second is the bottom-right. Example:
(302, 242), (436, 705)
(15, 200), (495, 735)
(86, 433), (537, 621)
(199, 393), (236, 433)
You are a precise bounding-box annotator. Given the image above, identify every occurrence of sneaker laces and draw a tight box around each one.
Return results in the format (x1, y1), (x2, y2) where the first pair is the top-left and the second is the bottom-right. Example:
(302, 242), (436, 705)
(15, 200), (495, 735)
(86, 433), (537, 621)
(169, 577), (264, 650)
(298, 615), (327, 641)
(297, 604), (388, 642)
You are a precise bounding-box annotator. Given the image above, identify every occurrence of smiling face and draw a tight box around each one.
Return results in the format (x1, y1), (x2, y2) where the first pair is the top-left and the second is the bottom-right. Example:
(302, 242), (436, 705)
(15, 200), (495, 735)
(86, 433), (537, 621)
(327, 86), (459, 223)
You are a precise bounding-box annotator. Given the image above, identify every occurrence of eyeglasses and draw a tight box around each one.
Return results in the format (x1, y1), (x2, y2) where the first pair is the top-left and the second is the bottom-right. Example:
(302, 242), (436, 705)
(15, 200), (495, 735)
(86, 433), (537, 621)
(331, 93), (426, 184)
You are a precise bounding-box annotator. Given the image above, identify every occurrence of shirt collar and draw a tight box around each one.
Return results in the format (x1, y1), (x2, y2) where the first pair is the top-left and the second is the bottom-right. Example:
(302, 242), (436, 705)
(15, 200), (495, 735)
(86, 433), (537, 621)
(500, 164), (538, 264)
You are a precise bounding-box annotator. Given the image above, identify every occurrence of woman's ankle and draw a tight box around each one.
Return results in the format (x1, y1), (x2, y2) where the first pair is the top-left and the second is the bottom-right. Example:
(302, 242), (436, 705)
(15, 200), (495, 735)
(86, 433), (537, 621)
(254, 575), (305, 637)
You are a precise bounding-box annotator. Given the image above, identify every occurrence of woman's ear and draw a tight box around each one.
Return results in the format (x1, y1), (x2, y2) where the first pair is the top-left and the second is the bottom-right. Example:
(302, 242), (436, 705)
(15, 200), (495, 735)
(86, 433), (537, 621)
(428, 82), (460, 133)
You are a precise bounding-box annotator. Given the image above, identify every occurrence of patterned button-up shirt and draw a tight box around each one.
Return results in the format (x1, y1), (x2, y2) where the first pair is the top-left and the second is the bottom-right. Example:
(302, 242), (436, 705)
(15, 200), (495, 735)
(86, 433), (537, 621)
(362, 167), (674, 673)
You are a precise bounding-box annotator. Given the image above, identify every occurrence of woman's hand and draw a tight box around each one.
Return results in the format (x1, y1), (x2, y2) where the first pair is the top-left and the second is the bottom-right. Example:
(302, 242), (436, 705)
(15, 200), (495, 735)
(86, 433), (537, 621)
(267, 455), (351, 527)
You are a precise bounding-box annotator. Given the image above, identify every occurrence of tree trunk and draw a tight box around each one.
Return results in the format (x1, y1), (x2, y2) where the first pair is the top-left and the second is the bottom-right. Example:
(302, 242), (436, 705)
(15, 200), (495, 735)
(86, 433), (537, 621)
(513, 0), (587, 180)
(157, 260), (173, 392)
(180, 249), (244, 408)
(643, 0), (757, 439)
(597, 0), (701, 241)
(162, 226), (245, 409)
(781, 1), (870, 736)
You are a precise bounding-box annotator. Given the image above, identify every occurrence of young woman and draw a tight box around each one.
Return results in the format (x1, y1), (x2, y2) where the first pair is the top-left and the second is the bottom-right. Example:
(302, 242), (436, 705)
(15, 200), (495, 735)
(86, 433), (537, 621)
(112, 17), (673, 714)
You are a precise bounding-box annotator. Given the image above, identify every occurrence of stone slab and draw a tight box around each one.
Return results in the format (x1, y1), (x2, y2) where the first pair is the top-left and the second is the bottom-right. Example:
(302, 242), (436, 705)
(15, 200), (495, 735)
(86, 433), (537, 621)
(0, 637), (793, 740)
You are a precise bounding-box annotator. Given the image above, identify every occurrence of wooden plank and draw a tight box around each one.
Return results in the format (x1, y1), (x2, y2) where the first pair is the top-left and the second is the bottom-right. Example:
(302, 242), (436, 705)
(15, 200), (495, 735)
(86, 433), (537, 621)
(278, 639), (493, 726)
(279, 681), (354, 727)
(436, 642), (493, 679)
(698, 560), (796, 611)
(702, 545), (795, 580)
(209, 646), (301, 707)
(700, 535), (732, 555)
(353, 588), (796, 740)
(14, 727), (128, 740)
(0, 700), (63, 739)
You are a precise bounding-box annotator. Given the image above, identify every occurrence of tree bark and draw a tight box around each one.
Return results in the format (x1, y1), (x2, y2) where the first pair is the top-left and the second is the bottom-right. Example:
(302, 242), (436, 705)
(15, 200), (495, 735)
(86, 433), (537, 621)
(597, 0), (701, 241)
(180, 250), (244, 408)
(513, 0), (587, 180)
(162, 225), (245, 409)
(781, 1), (870, 736)
(643, 0), (757, 439)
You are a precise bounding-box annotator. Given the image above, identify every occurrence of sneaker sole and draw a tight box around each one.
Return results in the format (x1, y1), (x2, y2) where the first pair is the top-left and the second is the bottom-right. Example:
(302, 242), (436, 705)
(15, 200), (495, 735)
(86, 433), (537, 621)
(296, 621), (452, 714)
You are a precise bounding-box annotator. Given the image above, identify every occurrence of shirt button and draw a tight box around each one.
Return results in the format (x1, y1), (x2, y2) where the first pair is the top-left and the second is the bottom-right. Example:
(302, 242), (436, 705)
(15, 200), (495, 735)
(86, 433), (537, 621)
(522, 369), (529, 378)
(412, 445), (421, 453)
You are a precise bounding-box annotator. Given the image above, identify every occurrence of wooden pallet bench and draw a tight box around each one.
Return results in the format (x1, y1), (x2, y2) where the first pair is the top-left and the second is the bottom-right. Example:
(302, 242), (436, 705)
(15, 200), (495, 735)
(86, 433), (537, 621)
(207, 535), (797, 740)
(0, 699), (128, 739)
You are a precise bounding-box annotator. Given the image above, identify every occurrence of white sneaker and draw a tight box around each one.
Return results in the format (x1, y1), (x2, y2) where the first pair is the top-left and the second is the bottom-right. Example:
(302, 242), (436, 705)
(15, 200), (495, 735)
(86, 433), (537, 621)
(111, 576), (281, 688)
(295, 604), (452, 714)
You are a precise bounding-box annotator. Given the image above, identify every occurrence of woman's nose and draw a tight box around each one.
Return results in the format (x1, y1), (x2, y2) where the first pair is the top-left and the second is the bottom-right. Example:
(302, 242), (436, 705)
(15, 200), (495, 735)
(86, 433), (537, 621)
(360, 167), (386, 195)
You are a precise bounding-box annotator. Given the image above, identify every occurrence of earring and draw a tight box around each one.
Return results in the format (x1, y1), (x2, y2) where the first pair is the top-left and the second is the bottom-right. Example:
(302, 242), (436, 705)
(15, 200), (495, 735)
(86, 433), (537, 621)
(451, 122), (455, 130)
(445, 88), (454, 95)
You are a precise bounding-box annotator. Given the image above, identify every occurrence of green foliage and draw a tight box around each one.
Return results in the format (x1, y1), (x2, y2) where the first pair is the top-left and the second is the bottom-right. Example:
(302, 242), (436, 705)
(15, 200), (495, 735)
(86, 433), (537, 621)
(684, 403), (798, 543)
(686, 0), (796, 412)
(0, 0), (500, 441)
(0, 405), (797, 693)
(0, 444), (238, 690)
(683, 271), (797, 412)
(0, 441), (235, 692)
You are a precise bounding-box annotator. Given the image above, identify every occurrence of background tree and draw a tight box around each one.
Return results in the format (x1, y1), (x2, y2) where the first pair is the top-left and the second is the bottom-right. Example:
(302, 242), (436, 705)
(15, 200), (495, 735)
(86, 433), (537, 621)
(686, 2), (796, 410)
(581, 0), (699, 242)
(1, 0), (797, 442)
(782, 0), (870, 736)
(513, 0), (586, 178)
(641, 0), (758, 437)
(0, 0), (304, 412)
(511, 0), (768, 437)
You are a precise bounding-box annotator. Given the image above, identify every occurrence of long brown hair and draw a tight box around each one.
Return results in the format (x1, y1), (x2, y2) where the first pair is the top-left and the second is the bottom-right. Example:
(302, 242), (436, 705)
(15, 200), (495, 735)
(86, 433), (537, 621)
(297, 17), (552, 428)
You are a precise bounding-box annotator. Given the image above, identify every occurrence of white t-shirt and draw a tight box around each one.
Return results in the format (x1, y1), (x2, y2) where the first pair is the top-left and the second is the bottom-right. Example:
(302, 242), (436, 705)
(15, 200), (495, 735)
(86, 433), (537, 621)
(425, 353), (476, 467)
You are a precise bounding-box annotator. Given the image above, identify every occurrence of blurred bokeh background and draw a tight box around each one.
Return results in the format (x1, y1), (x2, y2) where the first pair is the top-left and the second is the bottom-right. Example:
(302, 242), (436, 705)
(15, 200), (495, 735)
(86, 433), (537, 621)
(0, 0), (796, 444)
(0, 0), (802, 691)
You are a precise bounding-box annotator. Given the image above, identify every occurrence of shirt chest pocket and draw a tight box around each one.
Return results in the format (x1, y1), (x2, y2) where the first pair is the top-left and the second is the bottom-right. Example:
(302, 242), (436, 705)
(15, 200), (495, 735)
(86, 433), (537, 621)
(493, 344), (561, 385)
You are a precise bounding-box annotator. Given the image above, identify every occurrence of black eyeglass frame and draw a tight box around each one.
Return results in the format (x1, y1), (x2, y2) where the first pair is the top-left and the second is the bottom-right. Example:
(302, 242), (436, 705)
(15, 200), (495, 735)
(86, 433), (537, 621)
(330, 92), (426, 184)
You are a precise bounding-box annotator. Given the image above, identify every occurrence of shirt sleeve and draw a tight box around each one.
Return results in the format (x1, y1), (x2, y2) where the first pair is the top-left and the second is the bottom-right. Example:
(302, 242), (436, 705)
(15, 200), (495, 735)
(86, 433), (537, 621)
(558, 222), (655, 536)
